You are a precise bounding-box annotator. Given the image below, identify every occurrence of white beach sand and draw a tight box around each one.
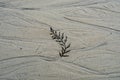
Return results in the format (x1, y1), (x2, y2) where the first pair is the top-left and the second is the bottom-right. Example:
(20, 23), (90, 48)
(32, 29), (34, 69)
(0, 0), (120, 80)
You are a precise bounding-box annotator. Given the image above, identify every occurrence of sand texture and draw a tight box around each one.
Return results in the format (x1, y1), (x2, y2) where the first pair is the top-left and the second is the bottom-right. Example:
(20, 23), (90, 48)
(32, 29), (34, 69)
(0, 0), (120, 80)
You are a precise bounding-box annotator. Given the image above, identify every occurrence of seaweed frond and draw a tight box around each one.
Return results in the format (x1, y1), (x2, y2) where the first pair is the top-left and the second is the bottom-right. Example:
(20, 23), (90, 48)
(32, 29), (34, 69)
(49, 27), (71, 57)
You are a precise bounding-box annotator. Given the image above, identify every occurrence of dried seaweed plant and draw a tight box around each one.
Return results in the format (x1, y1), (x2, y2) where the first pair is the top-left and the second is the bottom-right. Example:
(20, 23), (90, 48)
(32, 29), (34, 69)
(50, 27), (71, 57)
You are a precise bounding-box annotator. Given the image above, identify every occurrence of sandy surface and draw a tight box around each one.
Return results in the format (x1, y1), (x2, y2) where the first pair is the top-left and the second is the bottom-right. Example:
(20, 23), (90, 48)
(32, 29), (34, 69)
(0, 0), (120, 80)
